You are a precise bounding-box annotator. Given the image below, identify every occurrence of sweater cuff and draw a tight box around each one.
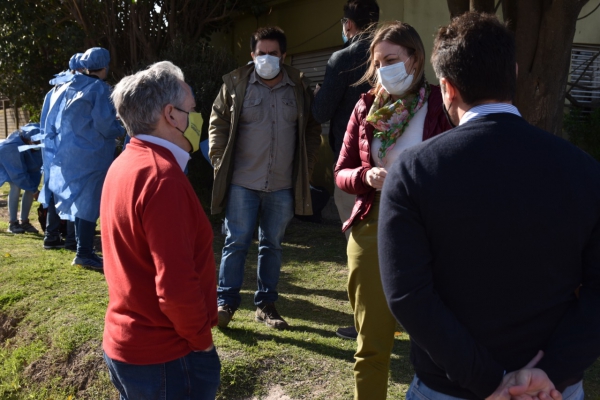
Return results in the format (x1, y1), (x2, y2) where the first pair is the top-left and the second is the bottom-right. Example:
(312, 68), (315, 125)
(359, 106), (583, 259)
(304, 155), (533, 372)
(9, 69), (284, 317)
(187, 330), (214, 352)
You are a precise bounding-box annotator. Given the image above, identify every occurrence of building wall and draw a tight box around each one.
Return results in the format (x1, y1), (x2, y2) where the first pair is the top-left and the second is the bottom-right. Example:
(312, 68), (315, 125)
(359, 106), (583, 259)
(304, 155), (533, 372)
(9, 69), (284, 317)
(214, 0), (451, 82)
(574, 0), (600, 45)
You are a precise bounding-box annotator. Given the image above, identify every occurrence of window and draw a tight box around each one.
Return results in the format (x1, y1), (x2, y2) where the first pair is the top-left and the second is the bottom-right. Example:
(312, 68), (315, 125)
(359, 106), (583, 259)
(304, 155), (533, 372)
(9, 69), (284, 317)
(568, 45), (600, 112)
(291, 47), (341, 136)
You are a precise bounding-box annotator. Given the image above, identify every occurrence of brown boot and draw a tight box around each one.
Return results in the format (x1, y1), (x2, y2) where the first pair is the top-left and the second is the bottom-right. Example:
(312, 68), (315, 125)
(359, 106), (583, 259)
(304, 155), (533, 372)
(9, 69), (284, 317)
(255, 303), (289, 330)
(217, 304), (235, 328)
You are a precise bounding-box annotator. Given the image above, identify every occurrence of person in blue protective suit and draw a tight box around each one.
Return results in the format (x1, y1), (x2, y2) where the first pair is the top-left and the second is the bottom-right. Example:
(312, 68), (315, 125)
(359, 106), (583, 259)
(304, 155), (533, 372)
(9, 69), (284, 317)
(47, 47), (125, 270)
(0, 123), (43, 234)
(38, 55), (81, 250)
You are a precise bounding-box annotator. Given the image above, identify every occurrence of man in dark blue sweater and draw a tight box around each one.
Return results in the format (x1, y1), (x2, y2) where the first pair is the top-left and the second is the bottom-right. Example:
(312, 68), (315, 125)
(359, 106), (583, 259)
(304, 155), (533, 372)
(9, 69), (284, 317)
(378, 12), (600, 400)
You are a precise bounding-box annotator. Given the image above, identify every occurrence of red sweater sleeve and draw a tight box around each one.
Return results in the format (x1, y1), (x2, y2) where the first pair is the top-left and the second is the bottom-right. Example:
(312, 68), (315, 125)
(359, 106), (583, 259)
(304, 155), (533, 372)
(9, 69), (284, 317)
(143, 177), (214, 351)
(334, 98), (372, 195)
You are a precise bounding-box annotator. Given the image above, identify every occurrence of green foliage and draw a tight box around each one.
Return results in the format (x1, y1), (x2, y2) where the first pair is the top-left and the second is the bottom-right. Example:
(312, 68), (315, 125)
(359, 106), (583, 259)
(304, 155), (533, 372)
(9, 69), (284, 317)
(0, 0), (85, 113)
(564, 107), (600, 161)
(1, 0), (257, 122)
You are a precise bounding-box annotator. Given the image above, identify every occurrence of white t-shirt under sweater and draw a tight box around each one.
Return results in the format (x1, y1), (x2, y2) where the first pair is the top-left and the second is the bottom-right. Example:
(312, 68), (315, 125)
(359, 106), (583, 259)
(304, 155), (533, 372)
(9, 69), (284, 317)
(371, 101), (428, 170)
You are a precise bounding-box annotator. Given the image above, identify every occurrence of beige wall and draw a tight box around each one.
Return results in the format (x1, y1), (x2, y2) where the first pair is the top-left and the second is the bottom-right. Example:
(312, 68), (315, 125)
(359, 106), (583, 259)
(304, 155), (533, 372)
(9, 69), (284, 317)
(216, 0), (600, 77)
(214, 0), (451, 82)
(574, 1), (600, 45)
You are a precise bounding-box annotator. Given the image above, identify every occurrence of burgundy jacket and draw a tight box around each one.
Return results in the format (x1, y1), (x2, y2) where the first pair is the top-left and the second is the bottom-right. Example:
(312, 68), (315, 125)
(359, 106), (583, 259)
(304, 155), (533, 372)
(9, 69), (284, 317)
(335, 85), (452, 232)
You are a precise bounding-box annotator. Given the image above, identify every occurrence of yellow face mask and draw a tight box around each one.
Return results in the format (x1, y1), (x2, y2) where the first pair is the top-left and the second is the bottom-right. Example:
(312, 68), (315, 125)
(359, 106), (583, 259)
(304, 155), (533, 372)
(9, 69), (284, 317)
(174, 107), (203, 153)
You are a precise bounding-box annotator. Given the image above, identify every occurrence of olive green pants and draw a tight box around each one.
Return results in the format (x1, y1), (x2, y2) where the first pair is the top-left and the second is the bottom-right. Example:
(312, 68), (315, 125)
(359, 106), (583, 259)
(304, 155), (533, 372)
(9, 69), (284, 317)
(347, 194), (397, 400)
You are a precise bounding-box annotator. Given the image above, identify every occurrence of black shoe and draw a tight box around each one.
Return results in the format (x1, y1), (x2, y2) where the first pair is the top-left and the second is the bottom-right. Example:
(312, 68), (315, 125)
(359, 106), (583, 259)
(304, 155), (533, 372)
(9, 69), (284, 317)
(255, 303), (289, 330)
(64, 243), (77, 251)
(336, 326), (358, 340)
(44, 238), (65, 249)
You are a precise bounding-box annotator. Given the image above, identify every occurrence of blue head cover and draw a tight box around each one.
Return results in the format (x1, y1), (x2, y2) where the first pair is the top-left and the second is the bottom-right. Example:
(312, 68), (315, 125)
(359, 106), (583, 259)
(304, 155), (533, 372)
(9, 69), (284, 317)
(80, 47), (110, 70)
(69, 53), (84, 70)
(20, 123), (41, 141)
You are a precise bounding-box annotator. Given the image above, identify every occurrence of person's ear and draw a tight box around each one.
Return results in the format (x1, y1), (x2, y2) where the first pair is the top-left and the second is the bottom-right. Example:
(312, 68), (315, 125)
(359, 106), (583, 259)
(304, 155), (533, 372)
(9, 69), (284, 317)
(163, 105), (177, 128)
(440, 77), (456, 101)
(251, 52), (255, 60)
(346, 19), (356, 34)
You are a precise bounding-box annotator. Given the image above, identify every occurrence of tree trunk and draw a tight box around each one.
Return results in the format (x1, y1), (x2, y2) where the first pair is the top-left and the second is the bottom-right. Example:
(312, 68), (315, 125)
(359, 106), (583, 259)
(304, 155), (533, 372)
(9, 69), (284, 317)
(447, 0), (495, 18)
(447, 0), (469, 18)
(470, 0), (495, 13)
(509, 0), (588, 136)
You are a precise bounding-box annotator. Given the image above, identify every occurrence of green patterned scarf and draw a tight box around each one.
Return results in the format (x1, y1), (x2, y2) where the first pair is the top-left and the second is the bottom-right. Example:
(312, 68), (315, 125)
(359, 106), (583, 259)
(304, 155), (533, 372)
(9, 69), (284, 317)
(366, 81), (431, 160)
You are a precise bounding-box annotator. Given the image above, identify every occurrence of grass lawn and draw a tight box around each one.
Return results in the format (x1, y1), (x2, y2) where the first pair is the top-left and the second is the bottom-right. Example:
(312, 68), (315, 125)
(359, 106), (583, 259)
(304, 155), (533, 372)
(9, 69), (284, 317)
(0, 182), (598, 399)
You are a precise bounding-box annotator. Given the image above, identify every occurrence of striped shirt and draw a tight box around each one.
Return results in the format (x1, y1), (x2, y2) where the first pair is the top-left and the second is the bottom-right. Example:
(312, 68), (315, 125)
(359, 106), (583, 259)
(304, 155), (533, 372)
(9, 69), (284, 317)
(460, 103), (521, 125)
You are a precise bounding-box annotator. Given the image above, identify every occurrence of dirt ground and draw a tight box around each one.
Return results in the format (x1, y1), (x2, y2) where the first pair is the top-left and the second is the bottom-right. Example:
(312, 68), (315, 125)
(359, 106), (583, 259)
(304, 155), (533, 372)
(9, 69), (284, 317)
(253, 386), (293, 400)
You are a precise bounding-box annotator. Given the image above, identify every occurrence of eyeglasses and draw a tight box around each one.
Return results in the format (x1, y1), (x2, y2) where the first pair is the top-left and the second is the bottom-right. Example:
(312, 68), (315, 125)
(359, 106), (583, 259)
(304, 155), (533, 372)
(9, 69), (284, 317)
(340, 18), (348, 25)
(173, 106), (196, 114)
(173, 106), (189, 115)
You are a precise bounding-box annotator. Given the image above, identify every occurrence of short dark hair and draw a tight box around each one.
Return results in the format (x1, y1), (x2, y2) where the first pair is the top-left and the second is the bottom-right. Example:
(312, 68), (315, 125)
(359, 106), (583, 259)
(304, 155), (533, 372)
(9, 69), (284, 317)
(343, 0), (380, 31)
(250, 26), (287, 54)
(431, 12), (516, 105)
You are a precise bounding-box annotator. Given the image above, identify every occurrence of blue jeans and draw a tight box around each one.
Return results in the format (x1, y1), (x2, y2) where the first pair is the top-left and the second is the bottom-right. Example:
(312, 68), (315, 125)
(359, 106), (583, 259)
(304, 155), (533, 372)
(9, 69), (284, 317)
(217, 185), (294, 309)
(8, 183), (34, 222)
(75, 217), (96, 258)
(103, 348), (220, 400)
(405, 375), (584, 400)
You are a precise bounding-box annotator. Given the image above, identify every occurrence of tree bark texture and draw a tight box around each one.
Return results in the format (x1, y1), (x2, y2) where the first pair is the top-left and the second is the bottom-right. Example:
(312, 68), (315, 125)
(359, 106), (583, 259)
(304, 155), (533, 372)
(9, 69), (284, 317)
(507, 0), (588, 136)
(446, 0), (589, 136)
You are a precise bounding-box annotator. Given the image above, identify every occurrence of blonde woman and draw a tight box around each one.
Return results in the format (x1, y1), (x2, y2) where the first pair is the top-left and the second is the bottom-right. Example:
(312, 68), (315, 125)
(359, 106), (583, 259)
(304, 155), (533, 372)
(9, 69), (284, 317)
(334, 21), (452, 400)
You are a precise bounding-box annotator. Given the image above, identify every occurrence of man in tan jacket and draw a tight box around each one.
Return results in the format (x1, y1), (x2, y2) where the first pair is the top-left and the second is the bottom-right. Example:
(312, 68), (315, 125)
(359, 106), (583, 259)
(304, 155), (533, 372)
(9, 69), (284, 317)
(209, 26), (321, 330)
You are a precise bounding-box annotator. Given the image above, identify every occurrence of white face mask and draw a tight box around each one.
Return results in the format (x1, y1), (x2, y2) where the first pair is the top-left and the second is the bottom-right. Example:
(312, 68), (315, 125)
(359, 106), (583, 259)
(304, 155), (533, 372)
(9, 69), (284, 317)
(254, 55), (281, 80)
(377, 61), (414, 96)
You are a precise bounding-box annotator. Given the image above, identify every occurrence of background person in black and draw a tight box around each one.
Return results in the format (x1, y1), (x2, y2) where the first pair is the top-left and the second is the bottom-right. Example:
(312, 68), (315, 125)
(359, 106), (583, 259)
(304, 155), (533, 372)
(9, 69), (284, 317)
(312, 0), (379, 341)
(378, 12), (600, 400)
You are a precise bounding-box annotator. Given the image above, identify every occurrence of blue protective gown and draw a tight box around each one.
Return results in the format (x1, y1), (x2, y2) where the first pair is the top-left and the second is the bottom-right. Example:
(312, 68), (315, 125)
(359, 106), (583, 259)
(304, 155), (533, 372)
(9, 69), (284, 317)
(38, 78), (73, 207)
(0, 131), (43, 192)
(47, 74), (124, 222)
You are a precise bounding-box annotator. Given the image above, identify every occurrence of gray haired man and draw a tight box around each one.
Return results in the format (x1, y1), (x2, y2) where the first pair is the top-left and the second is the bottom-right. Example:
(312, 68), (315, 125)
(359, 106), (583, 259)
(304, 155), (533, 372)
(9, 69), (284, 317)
(101, 61), (220, 399)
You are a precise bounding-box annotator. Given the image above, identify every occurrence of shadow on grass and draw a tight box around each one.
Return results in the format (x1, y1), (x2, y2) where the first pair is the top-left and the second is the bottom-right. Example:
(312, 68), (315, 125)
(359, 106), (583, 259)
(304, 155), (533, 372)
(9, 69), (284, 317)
(223, 292), (350, 331)
(279, 280), (348, 301)
(389, 339), (415, 385)
(218, 326), (355, 362)
(278, 295), (351, 326)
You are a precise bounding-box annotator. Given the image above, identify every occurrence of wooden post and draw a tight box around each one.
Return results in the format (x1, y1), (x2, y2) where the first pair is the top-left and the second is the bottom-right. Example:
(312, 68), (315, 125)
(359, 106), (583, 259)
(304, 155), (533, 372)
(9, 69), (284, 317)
(2, 100), (7, 138)
(14, 102), (19, 129)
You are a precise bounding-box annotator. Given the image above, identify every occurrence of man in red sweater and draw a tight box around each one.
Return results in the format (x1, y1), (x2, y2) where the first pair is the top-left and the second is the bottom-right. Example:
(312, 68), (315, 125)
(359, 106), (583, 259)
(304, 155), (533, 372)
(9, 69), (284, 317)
(100, 61), (219, 399)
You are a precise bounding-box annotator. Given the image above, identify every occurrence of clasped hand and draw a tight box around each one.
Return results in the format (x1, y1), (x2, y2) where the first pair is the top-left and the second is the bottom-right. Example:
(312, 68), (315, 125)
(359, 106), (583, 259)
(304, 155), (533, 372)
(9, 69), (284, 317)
(485, 351), (562, 400)
(366, 167), (387, 190)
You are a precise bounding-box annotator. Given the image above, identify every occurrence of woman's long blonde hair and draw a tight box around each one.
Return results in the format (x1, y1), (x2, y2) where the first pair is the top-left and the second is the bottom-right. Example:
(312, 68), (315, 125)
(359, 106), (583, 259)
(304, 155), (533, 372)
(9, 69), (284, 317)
(355, 21), (426, 95)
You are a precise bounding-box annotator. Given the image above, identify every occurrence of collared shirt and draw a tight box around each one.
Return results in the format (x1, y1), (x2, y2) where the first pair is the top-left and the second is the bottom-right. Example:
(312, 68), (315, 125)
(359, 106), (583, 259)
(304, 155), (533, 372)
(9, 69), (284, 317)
(460, 103), (521, 125)
(231, 68), (298, 192)
(135, 134), (191, 172)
